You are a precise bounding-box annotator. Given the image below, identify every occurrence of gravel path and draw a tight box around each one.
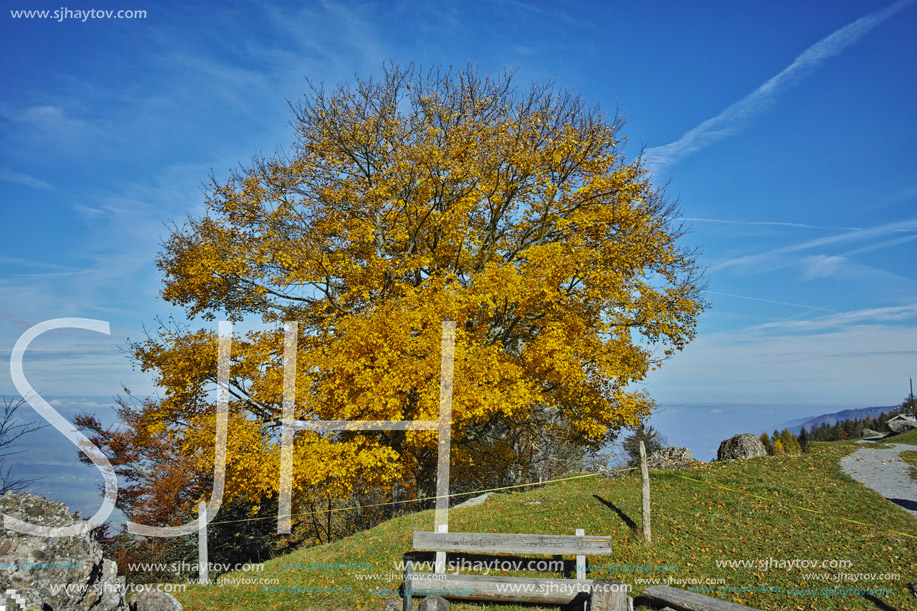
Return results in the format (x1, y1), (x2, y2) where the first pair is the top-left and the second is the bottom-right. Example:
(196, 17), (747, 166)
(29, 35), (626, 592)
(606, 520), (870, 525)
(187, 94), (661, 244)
(841, 442), (917, 516)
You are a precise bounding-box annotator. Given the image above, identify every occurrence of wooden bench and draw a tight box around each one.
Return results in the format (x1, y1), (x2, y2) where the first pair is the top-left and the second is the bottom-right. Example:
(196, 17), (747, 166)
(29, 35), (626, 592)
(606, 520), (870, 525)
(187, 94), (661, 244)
(403, 529), (628, 609)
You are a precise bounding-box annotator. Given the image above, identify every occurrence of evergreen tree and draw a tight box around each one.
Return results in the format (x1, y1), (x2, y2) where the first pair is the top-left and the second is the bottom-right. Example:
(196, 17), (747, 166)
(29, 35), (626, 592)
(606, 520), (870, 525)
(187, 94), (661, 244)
(622, 423), (667, 467)
(810, 424), (824, 441)
(759, 432), (774, 456)
(798, 428), (809, 453)
(843, 420), (856, 438)
(853, 419), (865, 438)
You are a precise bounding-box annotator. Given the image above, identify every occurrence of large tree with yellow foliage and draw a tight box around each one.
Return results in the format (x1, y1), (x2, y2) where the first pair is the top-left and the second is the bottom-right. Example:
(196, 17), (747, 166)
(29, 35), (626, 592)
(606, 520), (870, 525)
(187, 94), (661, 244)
(122, 64), (704, 529)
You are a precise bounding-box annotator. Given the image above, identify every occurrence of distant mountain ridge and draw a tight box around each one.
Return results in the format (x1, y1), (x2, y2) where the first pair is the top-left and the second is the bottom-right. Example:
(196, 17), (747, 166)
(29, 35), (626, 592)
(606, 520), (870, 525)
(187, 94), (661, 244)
(781, 406), (900, 434)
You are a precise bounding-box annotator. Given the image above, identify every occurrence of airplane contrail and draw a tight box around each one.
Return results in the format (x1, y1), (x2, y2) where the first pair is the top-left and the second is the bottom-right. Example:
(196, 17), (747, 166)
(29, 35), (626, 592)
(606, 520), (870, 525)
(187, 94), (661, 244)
(644, 0), (915, 173)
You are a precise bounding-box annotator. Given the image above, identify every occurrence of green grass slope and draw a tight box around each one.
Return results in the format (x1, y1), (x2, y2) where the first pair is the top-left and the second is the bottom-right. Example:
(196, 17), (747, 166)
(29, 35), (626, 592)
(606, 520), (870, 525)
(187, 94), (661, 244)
(175, 440), (916, 611)
(887, 428), (917, 446)
(890, 429), (917, 481)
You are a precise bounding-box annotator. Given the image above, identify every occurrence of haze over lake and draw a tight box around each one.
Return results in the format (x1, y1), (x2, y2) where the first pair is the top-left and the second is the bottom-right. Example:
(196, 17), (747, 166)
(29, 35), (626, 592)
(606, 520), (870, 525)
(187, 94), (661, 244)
(8, 395), (885, 521)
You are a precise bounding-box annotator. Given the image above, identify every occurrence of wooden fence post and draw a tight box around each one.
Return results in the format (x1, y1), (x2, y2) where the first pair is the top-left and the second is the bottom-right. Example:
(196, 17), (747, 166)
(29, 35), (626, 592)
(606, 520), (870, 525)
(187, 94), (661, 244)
(198, 500), (209, 585)
(639, 441), (651, 543)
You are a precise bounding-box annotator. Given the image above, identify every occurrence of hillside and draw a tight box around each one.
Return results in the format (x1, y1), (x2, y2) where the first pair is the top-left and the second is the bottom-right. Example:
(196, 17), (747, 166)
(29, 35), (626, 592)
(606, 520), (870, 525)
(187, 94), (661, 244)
(174, 440), (916, 611)
(782, 406), (900, 434)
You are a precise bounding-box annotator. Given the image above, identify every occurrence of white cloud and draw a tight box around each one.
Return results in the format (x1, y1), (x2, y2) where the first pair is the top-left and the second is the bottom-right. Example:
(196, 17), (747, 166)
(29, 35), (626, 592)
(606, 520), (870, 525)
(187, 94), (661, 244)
(842, 233), (917, 257)
(20, 105), (65, 125)
(797, 255), (909, 285)
(800, 255), (849, 280)
(753, 303), (917, 333)
(711, 218), (917, 274)
(1, 104), (91, 135)
(0, 167), (53, 190)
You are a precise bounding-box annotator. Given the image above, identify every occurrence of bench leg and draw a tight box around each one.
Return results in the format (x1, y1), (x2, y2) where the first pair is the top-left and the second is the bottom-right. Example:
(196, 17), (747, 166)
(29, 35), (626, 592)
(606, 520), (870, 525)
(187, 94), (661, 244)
(403, 560), (412, 611)
(589, 578), (628, 611)
(575, 528), (586, 580)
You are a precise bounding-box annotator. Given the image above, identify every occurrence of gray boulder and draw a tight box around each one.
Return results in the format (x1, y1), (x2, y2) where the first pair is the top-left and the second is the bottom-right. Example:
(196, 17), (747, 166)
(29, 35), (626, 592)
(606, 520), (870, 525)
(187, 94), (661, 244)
(0, 492), (131, 610)
(861, 428), (884, 438)
(419, 595), (450, 610)
(132, 589), (183, 611)
(887, 416), (917, 434)
(717, 434), (767, 461)
(646, 447), (694, 469)
(454, 492), (491, 508)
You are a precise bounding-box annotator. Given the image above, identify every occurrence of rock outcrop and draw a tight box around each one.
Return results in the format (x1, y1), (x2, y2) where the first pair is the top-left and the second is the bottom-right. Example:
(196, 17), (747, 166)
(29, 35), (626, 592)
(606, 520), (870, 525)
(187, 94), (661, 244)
(717, 434), (767, 461)
(0, 492), (146, 610)
(646, 447), (694, 469)
(887, 416), (917, 434)
(419, 596), (450, 610)
(132, 589), (183, 611)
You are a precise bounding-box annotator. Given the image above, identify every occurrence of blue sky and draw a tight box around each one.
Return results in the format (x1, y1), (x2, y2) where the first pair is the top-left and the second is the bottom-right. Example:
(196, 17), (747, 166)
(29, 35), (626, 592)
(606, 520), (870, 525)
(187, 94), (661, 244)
(2, 0), (916, 433)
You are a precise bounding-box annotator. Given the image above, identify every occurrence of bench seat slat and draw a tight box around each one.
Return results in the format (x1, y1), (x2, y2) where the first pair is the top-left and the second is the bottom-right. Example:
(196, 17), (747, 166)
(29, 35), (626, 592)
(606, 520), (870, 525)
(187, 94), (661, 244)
(642, 586), (763, 611)
(410, 572), (594, 604)
(412, 531), (613, 556)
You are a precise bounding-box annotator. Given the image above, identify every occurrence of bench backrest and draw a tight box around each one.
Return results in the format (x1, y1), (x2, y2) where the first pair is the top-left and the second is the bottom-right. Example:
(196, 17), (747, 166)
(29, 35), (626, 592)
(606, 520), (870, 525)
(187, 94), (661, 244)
(413, 531), (613, 556)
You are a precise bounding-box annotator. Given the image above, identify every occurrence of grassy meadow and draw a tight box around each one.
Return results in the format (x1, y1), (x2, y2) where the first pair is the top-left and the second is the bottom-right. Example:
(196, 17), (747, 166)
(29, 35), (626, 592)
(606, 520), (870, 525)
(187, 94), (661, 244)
(174, 437), (916, 611)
